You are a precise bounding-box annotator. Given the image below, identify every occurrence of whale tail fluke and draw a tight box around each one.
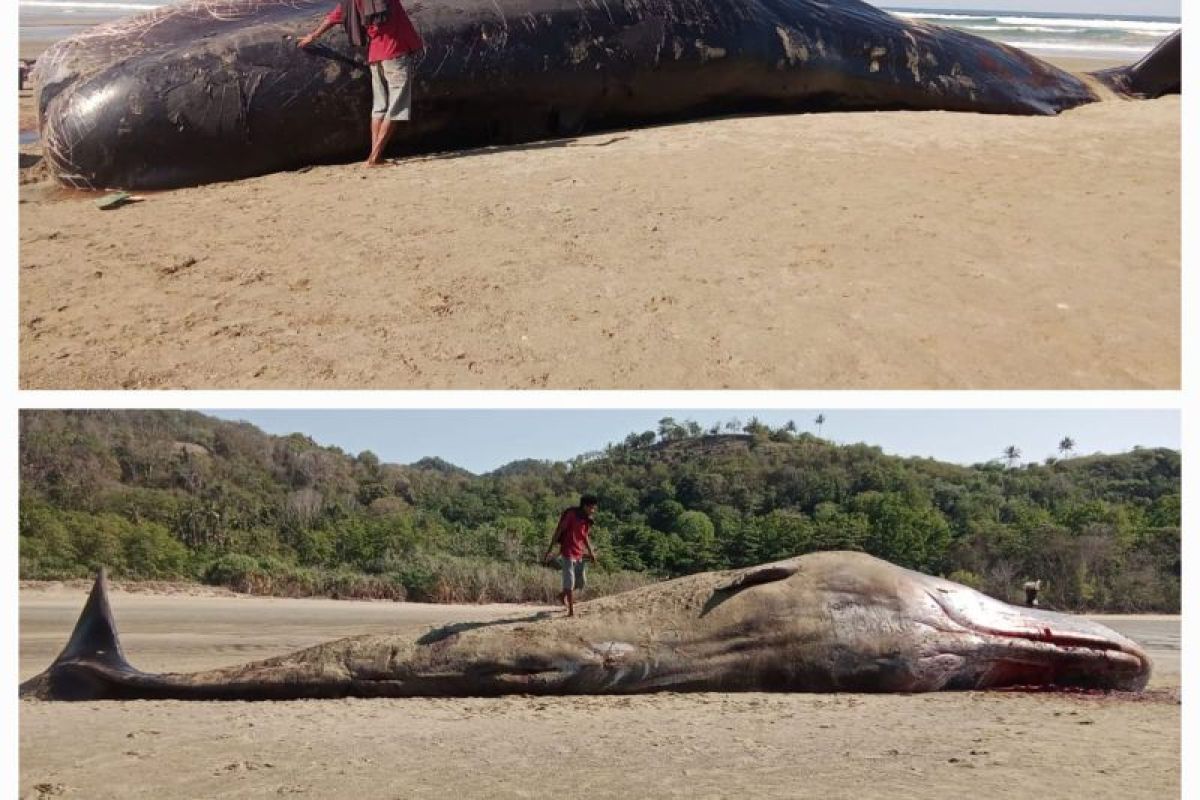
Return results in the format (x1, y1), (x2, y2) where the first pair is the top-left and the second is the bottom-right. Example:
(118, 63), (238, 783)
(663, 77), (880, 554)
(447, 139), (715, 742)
(1093, 30), (1181, 99)
(19, 568), (135, 700)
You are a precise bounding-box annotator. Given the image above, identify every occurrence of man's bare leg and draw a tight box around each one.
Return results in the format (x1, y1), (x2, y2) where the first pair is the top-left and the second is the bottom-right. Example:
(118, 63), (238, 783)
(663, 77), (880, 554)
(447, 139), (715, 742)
(367, 117), (382, 165)
(564, 589), (575, 617)
(367, 119), (397, 166)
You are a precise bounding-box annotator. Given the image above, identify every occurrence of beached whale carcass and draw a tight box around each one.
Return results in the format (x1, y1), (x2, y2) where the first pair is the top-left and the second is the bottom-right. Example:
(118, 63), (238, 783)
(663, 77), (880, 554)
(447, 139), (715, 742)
(1094, 30), (1181, 99)
(20, 552), (1150, 700)
(31, 0), (1114, 189)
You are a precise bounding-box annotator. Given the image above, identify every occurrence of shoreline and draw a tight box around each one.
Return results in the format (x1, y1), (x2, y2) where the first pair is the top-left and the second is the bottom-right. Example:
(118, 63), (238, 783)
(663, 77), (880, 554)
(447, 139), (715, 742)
(17, 578), (1182, 617)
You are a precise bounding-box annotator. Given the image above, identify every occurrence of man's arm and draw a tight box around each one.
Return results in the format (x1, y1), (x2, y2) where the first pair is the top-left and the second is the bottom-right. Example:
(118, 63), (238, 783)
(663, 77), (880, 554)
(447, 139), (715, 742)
(584, 531), (597, 562)
(543, 513), (568, 562)
(298, 6), (343, 48)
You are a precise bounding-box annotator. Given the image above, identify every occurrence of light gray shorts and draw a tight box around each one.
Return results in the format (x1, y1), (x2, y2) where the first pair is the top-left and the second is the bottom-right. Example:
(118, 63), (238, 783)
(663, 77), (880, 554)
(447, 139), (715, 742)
(370, 56), (412, 121)
(561, 559), (587, 592)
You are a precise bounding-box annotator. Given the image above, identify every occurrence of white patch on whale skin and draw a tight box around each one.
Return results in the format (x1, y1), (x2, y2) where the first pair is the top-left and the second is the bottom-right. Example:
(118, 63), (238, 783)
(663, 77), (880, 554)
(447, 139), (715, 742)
(902, 31), (922, 83)
(591, 641), (637, 661)
(916, 653), (968, 690)
(869, 45), (887, 73)
(695, 41), (727, 62)
(775, 27), (809, 66)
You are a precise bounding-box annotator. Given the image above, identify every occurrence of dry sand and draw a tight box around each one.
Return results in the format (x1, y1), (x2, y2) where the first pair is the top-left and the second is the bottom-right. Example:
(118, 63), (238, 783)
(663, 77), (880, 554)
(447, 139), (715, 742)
(17, 58), (1179, 389)
(18, 586), (1180, 800)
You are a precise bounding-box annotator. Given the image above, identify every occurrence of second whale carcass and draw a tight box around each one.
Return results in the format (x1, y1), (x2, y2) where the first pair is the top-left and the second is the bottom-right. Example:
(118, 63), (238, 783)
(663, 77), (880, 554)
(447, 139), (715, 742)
(36, 0), (1103, 189)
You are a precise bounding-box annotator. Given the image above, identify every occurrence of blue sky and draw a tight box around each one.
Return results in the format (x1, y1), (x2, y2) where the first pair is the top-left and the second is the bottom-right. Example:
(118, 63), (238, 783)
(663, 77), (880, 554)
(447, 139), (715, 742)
(204, 410), (1179, 474)
(881, 1), (1179, 17)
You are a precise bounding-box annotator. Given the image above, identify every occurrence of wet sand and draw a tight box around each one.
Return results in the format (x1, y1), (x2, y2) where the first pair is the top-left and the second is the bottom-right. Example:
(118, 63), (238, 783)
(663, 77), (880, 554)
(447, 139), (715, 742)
(17, 57), (1180, 389)
(18, 586), (1181, 799)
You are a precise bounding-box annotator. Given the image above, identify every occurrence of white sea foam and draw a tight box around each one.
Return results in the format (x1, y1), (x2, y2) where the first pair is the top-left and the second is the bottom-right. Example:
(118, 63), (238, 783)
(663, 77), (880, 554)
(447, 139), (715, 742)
(994, 16), (1179, 33)
(967, 25), (1086, 34)
(892, 12), (980, 20)
(1001, 41), (1151, 55)
(21, 1), (164, 9)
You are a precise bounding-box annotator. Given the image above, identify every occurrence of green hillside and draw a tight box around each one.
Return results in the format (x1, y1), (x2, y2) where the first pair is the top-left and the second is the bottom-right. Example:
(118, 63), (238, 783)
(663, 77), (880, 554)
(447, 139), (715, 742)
(18, 411), (1180, 611)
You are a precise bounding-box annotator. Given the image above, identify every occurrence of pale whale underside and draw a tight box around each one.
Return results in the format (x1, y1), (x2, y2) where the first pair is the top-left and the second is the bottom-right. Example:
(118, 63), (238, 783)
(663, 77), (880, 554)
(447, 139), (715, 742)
(29, 0), (1149, 189)
(20, 552), (1151, 701)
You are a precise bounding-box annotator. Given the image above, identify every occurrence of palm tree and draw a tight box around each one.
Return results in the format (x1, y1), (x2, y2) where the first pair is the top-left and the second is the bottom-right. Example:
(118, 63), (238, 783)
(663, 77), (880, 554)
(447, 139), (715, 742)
(1003, 445), (1021, 468)
(814, 413), (826, 436)
(1058, 437), (1076, 458)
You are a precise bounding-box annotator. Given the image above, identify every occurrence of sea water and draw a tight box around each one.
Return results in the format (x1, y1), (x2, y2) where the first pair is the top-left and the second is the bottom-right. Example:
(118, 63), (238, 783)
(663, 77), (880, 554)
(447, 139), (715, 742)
(885, 7), (1180, 60)
(19, 1), (1182, 62)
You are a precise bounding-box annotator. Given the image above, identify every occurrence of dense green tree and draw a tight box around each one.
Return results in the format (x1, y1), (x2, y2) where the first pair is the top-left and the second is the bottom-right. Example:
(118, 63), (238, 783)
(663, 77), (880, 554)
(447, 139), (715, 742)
(17, 411), (1181, 612)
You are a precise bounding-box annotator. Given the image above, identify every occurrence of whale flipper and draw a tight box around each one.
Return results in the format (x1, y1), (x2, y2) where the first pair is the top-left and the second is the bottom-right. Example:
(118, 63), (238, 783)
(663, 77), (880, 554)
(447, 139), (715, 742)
(1094, 30), (1181, 99)
(19, 568), (136, 700)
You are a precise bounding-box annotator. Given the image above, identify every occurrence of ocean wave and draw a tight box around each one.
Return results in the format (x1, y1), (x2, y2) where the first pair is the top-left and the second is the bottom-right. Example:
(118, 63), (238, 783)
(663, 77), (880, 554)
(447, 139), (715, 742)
(891, 12), (980, 20)
(963, 25), (1086, 34)
(994, 16), (1180, 33)
(20, 1), (164, 10)
(891, 10), (1179, 34)
(1001, 41), (1154, 55)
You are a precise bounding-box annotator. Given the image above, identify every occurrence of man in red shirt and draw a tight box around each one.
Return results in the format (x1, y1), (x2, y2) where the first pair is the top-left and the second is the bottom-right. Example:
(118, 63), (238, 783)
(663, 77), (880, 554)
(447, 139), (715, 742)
(543, 495), (599, 617)
(298, 0), (424, 166)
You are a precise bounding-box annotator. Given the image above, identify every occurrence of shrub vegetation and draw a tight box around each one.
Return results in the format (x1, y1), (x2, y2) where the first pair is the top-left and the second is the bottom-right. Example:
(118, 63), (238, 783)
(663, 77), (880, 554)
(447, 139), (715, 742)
(19, 411), (1180, 611)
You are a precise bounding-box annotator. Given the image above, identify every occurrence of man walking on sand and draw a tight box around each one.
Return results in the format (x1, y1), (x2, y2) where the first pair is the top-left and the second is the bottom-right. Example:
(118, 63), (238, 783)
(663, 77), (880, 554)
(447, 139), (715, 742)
(544, 495), (599, 617)
(298, 0), (423, 166)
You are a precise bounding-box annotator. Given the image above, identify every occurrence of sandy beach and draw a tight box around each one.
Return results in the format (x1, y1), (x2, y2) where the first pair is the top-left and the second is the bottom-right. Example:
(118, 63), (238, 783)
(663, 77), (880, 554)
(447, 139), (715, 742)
(18, 585), (1180, 799)
(17, 54), (1179, 389)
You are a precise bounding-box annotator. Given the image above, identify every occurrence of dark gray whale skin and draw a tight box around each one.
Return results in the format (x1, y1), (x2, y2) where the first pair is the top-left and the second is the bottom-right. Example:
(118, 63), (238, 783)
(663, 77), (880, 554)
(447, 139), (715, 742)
(20, 553), (1151, 701)
(1093, 30), (1181, 100)
(34, 0), (1104, 189)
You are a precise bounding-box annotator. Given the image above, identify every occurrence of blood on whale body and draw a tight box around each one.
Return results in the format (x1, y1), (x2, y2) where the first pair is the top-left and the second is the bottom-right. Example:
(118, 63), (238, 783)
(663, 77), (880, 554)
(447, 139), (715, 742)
(20, 552), (1151, 701)
(33, 0), (1111, 190)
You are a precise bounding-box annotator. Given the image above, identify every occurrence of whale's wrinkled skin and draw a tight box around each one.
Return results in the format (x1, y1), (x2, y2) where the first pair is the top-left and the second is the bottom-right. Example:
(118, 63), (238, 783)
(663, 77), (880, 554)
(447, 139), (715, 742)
(20, 552), (1150, 701)
(32, 0), (1106, 189)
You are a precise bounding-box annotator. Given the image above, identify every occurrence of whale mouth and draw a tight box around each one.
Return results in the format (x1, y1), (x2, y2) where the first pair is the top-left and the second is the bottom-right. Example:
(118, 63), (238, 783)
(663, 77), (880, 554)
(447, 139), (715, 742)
(923, 588), (1152, 691)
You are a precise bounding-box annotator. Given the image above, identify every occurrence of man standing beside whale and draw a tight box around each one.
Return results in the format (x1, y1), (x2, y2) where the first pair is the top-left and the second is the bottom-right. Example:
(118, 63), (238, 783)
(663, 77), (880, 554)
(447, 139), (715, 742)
(544, 495), (600, 617)
(298, 0), (423, 166)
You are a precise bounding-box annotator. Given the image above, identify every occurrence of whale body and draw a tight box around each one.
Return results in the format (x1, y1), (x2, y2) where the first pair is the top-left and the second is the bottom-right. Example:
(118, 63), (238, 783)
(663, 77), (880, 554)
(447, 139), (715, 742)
(32, 0), (1115, 189)
(20, 552), (1151, 700)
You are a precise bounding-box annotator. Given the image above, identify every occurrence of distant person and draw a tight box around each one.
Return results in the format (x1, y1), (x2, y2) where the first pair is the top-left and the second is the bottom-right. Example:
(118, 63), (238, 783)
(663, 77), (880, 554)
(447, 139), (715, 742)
(298, 0), (423, 166)
(1024, 580), (1041, 607)
(544, 495), (599, 617)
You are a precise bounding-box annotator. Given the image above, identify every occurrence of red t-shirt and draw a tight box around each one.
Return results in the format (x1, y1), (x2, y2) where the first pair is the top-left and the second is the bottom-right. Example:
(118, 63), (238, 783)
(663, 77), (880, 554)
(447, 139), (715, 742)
(555, 508), (593, 560)
(326, 0), (424, 64)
